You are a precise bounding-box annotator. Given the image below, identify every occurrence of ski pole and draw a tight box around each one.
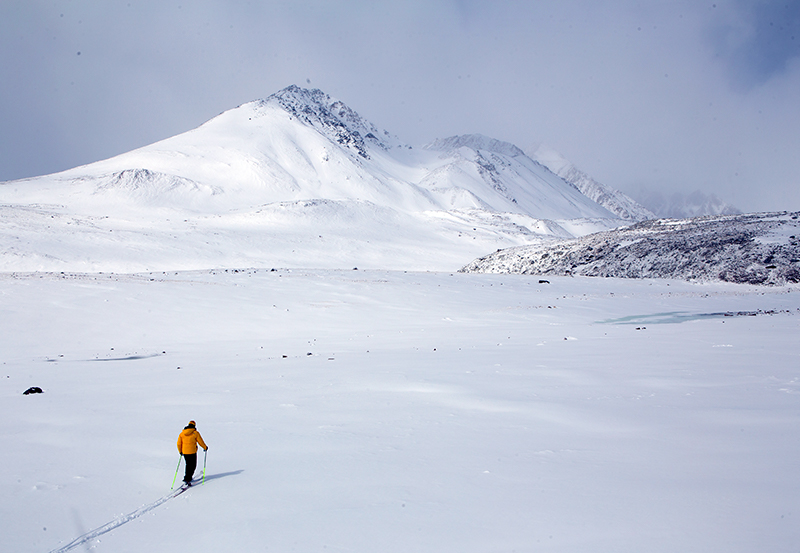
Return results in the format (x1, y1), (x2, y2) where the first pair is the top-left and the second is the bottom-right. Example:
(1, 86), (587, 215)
(202, 449), (207, 484)
(171, 455), (182, 490)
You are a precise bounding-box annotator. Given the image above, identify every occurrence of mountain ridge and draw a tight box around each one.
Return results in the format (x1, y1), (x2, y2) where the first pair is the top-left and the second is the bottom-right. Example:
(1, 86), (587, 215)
(529, 144), (655, 221)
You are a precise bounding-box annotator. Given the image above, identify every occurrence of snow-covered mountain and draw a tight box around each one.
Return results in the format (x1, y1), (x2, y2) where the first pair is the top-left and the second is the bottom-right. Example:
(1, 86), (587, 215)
(461, 211), (800, 285)
(529, 144), (655, 221)
(423, 134), (619, 220)
(0, 86), (627, 272)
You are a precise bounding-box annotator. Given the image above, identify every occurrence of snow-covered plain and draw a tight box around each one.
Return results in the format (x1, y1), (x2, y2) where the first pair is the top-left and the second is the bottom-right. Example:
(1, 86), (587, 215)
(3, 268), (799, 552)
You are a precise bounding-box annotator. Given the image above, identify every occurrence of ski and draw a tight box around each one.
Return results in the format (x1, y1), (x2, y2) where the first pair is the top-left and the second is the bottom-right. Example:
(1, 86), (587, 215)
(171, 483), (191, 497)
(176, 478), (200, 493)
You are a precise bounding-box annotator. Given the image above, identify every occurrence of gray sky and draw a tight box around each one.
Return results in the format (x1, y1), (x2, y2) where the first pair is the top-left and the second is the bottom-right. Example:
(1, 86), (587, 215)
(2, 0), (799, 212)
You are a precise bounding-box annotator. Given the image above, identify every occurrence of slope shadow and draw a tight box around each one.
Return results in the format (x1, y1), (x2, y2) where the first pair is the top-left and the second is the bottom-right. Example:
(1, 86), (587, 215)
(200, 470), (244, 483)
(89, 353), (164, 361)
(598, 310), (772, 325)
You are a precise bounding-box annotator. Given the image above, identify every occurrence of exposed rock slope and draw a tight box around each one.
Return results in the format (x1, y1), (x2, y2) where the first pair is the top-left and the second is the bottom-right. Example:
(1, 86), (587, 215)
(461, 212), (800, 285)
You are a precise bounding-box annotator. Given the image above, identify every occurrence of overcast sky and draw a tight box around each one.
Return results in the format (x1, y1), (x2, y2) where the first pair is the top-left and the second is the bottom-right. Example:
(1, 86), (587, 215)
(1, 0), (799, 212)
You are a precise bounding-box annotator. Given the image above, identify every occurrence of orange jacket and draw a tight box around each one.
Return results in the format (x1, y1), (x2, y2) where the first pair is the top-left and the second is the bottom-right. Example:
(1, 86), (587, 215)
(177, 427), (207, 455)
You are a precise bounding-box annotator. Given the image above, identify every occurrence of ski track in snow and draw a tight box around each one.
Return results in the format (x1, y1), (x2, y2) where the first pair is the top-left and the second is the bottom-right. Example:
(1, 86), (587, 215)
(48, 486), (189, 553)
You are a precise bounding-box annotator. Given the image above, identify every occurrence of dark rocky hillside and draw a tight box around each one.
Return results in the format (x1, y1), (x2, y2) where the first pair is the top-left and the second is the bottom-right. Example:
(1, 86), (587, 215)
(461, 212), (800, 285)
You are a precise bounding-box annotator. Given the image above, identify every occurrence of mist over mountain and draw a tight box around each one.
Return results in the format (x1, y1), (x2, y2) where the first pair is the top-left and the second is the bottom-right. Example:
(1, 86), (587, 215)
(0, 86), (640, 273)
(628, 188), (742, 219)
(528, 144), (655, 221)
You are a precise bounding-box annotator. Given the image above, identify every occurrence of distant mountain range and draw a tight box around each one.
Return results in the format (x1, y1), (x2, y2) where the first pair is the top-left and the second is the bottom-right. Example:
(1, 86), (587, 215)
(0, 85), (645, 273)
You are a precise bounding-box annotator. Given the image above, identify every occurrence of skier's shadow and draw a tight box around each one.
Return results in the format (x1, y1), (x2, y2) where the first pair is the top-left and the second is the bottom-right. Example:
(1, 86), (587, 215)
(200, 470), (244, 483)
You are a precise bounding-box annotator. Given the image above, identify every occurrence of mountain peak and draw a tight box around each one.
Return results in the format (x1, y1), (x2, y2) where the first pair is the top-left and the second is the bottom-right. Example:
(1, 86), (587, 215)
(258, 85), (395, 158)
(267, 85), (332, 114)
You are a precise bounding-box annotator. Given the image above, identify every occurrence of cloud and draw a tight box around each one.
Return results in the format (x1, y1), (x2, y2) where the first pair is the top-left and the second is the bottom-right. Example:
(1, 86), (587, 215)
(0, 0), (798, 212)
(710, 0), (800, 88)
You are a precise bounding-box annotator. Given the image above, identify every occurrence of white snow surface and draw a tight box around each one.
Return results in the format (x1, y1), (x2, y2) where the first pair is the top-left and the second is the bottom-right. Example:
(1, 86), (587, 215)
(2, 269), (799, 552)
(0, 86), (625, 273)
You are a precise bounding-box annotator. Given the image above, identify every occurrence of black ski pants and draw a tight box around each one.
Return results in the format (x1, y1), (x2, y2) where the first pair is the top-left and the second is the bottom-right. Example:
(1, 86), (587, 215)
(183, 453), (197, 483)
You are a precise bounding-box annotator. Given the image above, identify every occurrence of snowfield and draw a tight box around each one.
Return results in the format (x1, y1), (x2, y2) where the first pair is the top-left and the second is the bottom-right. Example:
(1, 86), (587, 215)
(2, 269), (799, 552)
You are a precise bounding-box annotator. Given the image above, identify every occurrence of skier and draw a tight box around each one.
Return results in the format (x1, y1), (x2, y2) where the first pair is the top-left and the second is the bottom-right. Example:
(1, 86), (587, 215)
(177, 420), (208, 486)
